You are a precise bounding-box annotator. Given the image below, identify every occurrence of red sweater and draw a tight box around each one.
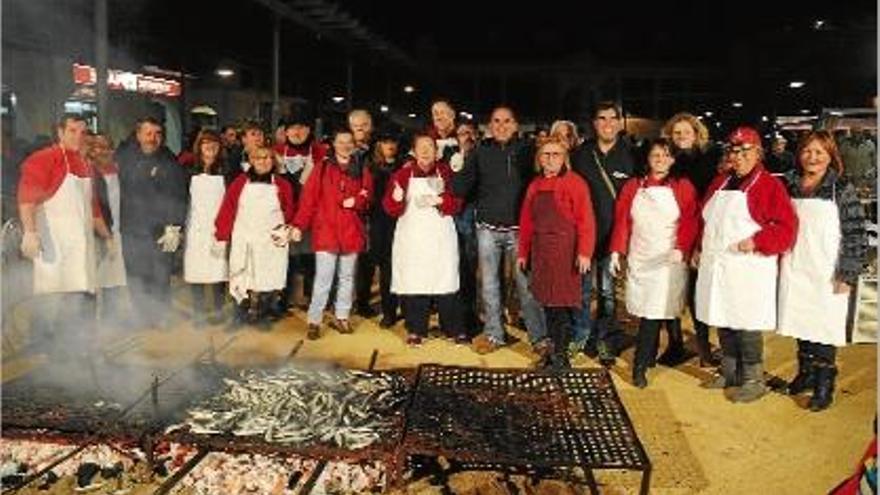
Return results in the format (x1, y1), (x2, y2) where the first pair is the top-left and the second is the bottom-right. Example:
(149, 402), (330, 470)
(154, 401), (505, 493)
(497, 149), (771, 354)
(292, 157), (373, 253)
(382, 160), (462, 217)
(609, 176), (700, 256)
(214, 174), (296, 242)
(17, 145), (102, 219)
(518, 172), (595, 261)
(699, 166), (798, 255)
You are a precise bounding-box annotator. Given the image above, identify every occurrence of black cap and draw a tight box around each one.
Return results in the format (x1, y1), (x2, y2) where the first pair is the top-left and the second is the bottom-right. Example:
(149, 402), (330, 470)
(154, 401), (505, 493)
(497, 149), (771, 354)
(283, 104), (314, 128)
(374, 123), (401, 142)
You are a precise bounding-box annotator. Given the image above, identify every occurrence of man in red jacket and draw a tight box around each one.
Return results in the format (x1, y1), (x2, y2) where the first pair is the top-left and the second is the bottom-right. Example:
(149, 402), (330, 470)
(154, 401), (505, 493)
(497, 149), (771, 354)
(17, 113), (108, 356)
(695, 126), (798, 403)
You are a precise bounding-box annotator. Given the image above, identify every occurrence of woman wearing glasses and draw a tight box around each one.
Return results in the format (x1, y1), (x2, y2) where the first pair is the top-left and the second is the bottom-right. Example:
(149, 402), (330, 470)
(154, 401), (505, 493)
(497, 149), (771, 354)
(608, 138), (699, 388)
(694, 127), (798, 403)
(518, 136), (595, 370)
(778, 131), (867, 411)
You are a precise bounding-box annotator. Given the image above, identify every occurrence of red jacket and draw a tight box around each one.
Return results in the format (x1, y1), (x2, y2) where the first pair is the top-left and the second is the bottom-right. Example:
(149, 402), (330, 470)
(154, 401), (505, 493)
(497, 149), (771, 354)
(214, 174), (296, 242)
(518, 171), (595, 261)
(17, 145), (102, 219)
(609, 176), (700, 257)
(293, 157), (373, 253)
(699, 166), (798, 255)
(382, 160), (462, 218)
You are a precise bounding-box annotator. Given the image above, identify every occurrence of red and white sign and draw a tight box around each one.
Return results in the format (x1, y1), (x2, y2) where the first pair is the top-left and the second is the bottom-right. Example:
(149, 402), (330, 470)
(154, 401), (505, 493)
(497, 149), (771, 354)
(73, 63), (181, 98)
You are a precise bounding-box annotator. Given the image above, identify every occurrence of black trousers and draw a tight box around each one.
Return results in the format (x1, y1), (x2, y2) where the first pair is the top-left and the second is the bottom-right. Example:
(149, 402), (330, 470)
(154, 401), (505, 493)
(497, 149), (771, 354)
(355, 249), (375, 311)
(284, 253), (315, 306)
(718, 328), (764, 365)
(545, 306), (573, 350)
(401, 293), (461, 337)
(634, 318), (668, 369)
(123, 234), (175, 328)
(357, 250), (397, 318)
(798, 339), (837, 363)
(686, 268), (710, 340)
(458, 233), (479, 335)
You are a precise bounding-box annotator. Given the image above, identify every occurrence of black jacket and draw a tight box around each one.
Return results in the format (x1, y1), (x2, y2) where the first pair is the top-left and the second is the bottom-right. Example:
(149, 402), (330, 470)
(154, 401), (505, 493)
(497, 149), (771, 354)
(116, 144), (188, 239)
(366, 156), (402, 259)
(572, 138), (640, 256)
(671, 144), (722, 199)
(451, 137), (535, 227)
(782, 168), (868, 286)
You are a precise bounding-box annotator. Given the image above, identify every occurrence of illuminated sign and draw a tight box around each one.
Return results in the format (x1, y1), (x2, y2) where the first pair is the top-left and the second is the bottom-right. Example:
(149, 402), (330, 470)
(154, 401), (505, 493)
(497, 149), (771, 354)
(72, 63), (181, 98)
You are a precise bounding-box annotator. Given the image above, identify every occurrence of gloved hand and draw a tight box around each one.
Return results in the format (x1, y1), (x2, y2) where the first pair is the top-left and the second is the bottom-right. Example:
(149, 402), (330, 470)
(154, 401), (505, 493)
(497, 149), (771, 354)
(104, 236), (117, 260)
(270, 224), (291, 248)
(20, 231), (40, 259)
(667, 249), (684, 264)
(289, 227), (303, 243)
(342, 197), (356, 209)
(156, 225), (183, 253)
(210, 240), (227, 258)
(609, 252), (622, 278)
(391, 182), (405, 202)
(415, 194), (442, 208)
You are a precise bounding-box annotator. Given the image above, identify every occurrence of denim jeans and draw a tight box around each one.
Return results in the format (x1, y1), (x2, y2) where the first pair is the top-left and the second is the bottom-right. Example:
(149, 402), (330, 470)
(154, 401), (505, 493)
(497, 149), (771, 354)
(594, 255), (617, 341)
(476, 226), (546, 344)
(308, 251), (357, 324)
(571, 271), (593, 345)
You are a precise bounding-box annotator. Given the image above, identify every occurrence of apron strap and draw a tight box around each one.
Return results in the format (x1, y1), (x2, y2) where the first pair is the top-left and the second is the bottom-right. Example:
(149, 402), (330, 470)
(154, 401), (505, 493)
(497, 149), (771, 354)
(59, 145), (71, 174)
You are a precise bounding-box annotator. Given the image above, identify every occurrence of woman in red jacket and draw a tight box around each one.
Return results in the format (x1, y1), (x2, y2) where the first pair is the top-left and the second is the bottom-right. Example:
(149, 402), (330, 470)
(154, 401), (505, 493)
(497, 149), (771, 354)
(608, 138), (699, 388)
(214, 145), (296, 328)
(383, 134), (464, 346)
(695, 126), (798, 403)
(290, 129), (373, 339)
(517, 136), (595, 370)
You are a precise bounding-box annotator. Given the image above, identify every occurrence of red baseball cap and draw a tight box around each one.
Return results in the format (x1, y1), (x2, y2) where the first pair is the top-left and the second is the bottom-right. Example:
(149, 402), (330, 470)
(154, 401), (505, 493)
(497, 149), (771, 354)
(726, 126), (762, 148)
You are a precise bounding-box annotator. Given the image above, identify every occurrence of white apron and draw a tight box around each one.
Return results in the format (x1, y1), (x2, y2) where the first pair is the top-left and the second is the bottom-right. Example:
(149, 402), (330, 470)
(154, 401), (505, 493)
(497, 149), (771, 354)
(391, 174), (459, 294)
(696, 174), (778, 330)
(184, 174), (229, 283)
(228, 179), (288, 302)
(33, 148), (97, 294)
(625, 185), (688, 319)
(778, 194), (849, 346)
(97, 172), (127, 288)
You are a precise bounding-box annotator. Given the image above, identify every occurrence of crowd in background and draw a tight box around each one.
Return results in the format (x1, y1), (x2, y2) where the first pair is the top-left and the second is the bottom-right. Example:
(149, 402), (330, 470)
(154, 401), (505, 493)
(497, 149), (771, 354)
(4, 99), (876, 412)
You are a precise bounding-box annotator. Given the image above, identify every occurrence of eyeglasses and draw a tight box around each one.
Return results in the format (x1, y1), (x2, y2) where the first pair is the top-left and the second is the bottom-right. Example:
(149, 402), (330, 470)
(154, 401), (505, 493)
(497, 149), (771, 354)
(540, 151), (565, 158)
(726, 144), (755, 155)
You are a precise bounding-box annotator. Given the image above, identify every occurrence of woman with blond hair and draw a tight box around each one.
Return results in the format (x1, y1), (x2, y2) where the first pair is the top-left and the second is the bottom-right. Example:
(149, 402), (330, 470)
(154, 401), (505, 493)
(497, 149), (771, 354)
(778, 130), (867, 411)
(658, 112), (723, 367)
(549, 120), (581, 152)
(518, 135), (595, 370)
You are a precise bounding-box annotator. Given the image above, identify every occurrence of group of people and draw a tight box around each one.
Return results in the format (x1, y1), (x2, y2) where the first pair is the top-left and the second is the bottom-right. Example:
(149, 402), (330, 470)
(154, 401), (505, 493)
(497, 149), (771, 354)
(14, 98), (870, 411)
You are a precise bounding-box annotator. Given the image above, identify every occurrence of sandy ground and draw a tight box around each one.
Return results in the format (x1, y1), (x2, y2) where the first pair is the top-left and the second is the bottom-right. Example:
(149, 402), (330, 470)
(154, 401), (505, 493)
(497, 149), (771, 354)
(2, 290), (877, 495)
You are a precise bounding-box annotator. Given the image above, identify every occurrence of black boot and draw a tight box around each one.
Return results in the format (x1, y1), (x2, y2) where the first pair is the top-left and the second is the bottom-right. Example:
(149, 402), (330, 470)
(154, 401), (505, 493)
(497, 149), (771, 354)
(633, 319), (660, 388)
(788, 352), (816, 395)
(809, 364), (837, 412)
(695, 323), (719, 367)
(657, 319), (690, 366)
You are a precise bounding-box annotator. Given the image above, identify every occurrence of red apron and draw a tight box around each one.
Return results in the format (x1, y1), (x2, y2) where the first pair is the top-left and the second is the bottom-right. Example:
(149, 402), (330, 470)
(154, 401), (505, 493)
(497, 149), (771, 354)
(529, 191), (581, 307)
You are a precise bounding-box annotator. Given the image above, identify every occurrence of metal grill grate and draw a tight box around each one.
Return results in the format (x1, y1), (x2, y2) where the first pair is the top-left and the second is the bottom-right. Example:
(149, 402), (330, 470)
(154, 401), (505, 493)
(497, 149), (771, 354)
(402, 365), (650, 473)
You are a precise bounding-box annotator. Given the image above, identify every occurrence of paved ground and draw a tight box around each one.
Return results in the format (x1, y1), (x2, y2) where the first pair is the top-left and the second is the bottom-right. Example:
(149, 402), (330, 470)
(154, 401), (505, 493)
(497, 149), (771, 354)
(2, 290), (876, 494)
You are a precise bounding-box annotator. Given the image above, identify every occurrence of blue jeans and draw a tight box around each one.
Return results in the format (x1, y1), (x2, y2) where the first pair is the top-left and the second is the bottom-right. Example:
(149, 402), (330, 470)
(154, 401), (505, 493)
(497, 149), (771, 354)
(476, 226), (546, 344)
(594, 255), (617, 341)
(572, 271), (593, 345)
(308, 252), (357, 324)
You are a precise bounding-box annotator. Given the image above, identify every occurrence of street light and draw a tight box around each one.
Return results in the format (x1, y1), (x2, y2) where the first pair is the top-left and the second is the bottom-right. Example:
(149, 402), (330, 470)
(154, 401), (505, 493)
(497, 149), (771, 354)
(407, 113), (417, 118)
(331, 96), (345, 103)
(800, 109), (812, 114)
(704, 111), (714, 117)
(789, 81), (806, 89)
(732, 102), (743, 108)
(403, 85), (415, 94)
(215, 68), (234, 78)
(379, 105), (389, 113)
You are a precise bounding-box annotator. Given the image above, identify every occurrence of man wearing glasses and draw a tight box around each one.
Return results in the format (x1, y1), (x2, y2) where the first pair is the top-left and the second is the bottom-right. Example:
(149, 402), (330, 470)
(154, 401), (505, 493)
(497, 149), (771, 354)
(452, 106), (546, 354)
(572, 101), (640, 365)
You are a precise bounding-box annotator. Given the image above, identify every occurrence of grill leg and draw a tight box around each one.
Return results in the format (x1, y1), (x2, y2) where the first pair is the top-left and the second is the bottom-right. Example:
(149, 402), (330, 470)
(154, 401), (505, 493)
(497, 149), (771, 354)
(639, 465), (652, 495)
(583, 467), (599, 495)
